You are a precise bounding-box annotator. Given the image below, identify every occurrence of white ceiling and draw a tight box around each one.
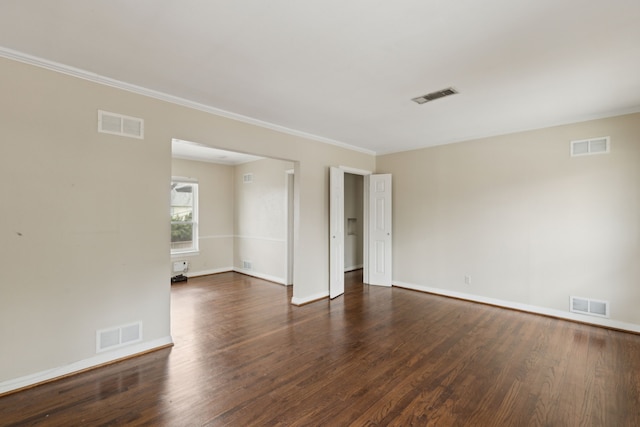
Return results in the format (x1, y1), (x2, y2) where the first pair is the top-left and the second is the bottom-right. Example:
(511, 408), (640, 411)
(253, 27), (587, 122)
(172, 139), (264, 165)
(1, 1), (639, 155)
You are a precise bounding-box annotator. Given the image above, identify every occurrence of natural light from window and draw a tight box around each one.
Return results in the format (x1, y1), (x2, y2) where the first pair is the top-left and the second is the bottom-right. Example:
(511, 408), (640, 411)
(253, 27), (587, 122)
(171, 179), (198, 254)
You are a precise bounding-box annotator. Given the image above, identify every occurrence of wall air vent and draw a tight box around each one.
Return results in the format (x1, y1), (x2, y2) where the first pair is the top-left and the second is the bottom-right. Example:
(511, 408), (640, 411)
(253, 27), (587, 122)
(243, 173), (254, 184)
(412, 87), (458, 105)
(96, 321), (143, 353)
(571, 137), (609, 157)
(98, 110), (144, 139)
(570, 296), (609, 318)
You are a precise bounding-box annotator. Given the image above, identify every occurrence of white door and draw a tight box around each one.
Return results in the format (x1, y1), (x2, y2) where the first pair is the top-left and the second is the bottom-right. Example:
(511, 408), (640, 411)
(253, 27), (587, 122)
(329, 167), (345, 298)
(368, 174), (392, 286)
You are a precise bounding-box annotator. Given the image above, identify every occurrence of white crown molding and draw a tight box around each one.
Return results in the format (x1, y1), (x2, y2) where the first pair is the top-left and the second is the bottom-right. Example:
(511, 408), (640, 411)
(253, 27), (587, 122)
(376, 107), (640, 156)
(0, 47), (376, 156)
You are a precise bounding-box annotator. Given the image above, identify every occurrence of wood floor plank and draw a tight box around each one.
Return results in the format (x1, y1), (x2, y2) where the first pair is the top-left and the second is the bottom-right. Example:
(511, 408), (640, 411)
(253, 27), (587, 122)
(1, 271), (640, 426)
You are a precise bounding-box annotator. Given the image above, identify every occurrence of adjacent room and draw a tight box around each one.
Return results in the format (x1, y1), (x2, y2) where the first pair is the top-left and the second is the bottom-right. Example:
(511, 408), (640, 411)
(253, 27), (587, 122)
(170, 139), (295, 285)
(0, 1), (639, 425)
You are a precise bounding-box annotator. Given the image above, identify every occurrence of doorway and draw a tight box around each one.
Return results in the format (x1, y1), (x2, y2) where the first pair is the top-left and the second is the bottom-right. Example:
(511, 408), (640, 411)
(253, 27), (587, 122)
(171, 139), (296, 287)
(344, 173), (364, 273)
(330, 166), (392, 299)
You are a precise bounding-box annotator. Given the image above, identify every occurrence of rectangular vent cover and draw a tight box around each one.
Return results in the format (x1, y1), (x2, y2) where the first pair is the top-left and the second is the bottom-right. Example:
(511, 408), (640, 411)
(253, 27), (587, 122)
(571, 137), (609, 157)
(97, 321), (143, 353)
(98, 110), (144, 139)
(243, 173), (254, 184)
(242, 260), (252, 270)
(570, 296), (609, 318)
(412, 87), (458, 104)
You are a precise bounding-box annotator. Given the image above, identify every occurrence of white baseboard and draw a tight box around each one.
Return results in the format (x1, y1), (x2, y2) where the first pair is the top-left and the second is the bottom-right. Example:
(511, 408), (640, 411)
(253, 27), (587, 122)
(233, 268), (286, 285)
(394, 281), (640, 334)
(182, 267), (286, 285)
(291, 292), (329, 306)
(345, 264), (363, 272)
(0, 336), (173, 395)
(185, 267), (233, 278)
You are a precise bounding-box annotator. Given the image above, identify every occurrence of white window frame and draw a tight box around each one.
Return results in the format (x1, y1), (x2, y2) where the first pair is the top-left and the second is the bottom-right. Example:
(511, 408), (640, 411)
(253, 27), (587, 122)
(171, 178), (199, 255)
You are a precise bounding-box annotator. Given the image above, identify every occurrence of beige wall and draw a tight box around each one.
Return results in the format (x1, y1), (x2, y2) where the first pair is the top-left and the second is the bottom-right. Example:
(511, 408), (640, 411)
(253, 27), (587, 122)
(377, 113), (640, 327)
(0, 58), (172, 385)
(0, 56), (375, 389)
(171, 158), (234, 275)
(4, 49), (635, 392)
(234, 158), (294, 283)
(171, 157), (293, 282)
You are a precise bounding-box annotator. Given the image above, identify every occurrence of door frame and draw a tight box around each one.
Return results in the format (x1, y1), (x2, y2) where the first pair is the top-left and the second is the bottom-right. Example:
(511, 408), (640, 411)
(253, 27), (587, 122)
(285, 169), (294, 286)
(329, 165), (383, 299)
(338, 166), (372, 284)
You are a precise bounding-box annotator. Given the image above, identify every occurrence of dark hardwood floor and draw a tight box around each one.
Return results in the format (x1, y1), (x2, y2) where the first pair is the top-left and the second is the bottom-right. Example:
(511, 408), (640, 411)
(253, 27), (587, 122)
(2, 271), (640, 426)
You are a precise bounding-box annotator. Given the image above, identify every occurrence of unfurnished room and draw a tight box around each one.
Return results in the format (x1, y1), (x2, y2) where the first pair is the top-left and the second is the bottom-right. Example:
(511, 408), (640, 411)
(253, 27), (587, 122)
(1, 1), (639, 425)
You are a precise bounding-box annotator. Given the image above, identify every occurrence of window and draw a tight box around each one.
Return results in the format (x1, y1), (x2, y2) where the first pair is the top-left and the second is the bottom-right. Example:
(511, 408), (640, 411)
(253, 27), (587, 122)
(171, 179), (198, 254)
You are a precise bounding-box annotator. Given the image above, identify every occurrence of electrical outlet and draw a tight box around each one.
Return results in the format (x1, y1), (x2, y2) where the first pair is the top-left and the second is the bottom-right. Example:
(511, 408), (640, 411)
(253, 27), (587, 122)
(173, 261), (188, 273)
(464, 275), (471, 285)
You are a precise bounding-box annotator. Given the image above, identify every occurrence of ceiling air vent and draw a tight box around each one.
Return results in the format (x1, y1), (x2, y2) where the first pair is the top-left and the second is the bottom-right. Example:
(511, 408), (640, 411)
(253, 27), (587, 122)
(412, 87), (458, 105)
(571, 137), (609, 157)
(98, 110), (144, 139)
